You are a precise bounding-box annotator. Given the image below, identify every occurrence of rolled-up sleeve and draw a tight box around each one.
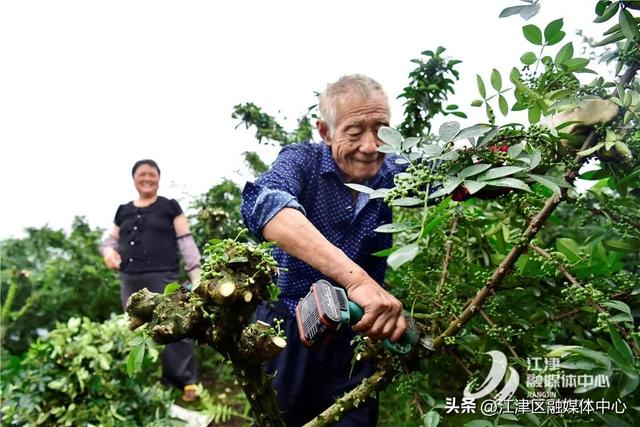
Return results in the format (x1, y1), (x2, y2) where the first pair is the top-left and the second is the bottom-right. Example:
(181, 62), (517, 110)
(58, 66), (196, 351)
(241, 145), (309, 239)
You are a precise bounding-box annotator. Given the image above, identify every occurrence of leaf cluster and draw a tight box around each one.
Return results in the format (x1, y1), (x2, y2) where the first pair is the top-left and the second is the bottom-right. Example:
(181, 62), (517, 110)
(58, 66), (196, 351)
(1, 315), (172, 426)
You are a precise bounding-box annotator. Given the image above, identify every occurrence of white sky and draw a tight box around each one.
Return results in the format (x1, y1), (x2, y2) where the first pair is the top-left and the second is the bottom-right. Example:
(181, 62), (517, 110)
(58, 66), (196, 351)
(0, 1), (609, 239)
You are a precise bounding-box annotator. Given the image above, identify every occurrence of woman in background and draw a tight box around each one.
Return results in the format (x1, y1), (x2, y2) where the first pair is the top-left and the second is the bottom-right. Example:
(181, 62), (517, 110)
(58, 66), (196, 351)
(100, 159), (200, 402)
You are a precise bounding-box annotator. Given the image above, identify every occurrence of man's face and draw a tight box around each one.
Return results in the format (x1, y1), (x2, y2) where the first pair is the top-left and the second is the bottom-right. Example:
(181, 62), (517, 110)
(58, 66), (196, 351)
(319, 93), (390, 183)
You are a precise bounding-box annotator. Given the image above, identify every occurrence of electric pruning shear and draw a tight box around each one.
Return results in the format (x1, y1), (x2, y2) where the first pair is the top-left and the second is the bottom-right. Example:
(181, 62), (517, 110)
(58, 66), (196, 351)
(295, 279), (429, 355)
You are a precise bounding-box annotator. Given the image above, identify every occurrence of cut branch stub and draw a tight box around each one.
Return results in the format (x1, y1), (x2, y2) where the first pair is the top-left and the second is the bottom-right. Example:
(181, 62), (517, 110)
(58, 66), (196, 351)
(126, 287), (204, 344)
(125, 238), (286, 425)
(236, 321), (287, 362)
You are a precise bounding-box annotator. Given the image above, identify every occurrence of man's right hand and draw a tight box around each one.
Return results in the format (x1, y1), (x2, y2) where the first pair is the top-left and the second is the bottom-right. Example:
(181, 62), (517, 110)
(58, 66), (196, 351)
(103, 248), (122, 270)
(262, 208), (407, 341)
(345, 276), (406, 343)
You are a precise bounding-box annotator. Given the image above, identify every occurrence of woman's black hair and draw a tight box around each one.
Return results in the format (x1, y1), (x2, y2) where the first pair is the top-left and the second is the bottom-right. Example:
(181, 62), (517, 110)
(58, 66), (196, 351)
(132, 159), (161, 176)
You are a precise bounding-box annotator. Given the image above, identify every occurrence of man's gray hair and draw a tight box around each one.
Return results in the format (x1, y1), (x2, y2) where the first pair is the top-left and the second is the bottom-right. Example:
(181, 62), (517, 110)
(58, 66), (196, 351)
(318, 74), (389, 131)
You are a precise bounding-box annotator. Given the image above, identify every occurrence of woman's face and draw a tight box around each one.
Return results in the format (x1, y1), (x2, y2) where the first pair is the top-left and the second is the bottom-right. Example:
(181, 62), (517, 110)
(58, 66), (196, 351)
(133, 164), (160, 198)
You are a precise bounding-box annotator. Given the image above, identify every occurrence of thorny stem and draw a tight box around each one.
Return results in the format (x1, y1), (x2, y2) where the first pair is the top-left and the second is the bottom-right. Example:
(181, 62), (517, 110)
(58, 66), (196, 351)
(529, 243), (640, 355)
(303, 358), (395, 427)
(478, 308), (519, 359)
(431, 64), (638, 350)
(449, 349), (473, 377)
(431, 211), (460, 334)
(432, 192), (563, 348)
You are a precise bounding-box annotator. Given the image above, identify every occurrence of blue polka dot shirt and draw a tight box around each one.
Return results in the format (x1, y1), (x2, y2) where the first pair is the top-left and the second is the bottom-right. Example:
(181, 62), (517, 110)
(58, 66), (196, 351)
(241, 142), (406, 314)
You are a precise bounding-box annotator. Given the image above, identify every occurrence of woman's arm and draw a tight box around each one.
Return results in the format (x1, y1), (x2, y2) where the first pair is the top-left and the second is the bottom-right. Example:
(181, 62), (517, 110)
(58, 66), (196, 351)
(174, 214), (202, 287)
(101, 225), (122, 270)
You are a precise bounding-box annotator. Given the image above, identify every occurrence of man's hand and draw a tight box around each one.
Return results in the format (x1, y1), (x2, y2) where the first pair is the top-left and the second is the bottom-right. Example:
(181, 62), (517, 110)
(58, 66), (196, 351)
(344, 274), (406, 342)
(102, 247), (121, 270)
(263, 208), (407, 342)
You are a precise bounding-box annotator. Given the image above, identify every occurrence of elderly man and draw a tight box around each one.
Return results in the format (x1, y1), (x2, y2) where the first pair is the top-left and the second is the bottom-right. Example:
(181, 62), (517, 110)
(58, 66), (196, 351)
(241, 74), (406, 426)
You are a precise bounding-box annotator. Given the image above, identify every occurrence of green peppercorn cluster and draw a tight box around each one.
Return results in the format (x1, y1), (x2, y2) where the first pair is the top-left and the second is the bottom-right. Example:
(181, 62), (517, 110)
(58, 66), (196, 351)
(561, 283), (604, 306)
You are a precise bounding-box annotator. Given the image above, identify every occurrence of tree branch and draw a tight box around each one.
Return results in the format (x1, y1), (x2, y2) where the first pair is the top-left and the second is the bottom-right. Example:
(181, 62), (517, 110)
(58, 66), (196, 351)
(303, 357), (395, 427)
(478, 308), (519, 359)
(432, 212), (460, 334)
(431, 64), (638, 349)
(529, 243), (639, 355)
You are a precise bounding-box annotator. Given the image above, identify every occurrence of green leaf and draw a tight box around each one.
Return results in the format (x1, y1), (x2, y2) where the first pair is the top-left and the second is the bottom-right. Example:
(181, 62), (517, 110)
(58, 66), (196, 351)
(529, 149), (542, 170)
(439, 150), (460, 160)
(508, 141), (526, 158)
(522, 24), (543, 45)
(423, 410), (441, 427)
(500, 5), (527, 18)
(429, 178), (463, 199)
(555, 42), (574, 64)
(546, 31), (566, 45)
(564, 57), (590, 71)
(559, 359), (600, 370)
(620, 373), (639, 397)
(453, 124), (492, 142)
(544, 18), (564, 43)
(594, 30), (626, 46)
(369, 188), (391, 200)
(377, 143), (397, 154)
(602, 300), (632, 316)
(577, 142), (604, 157)
(439, 121), (461, 142)
(477, 126), (499, 147)
(609, 325), (634, 367)
(471, 99), (483, 107)
(485, 177), (531, 192)
(378, 126), (402, 148)
(510, 67), (522, 84)
(477, 166), (525, 181)
(463, 180), (488, 195)
(580, 168), (609, 180)
(391, 197), (424, 207)
(128, 335), (145, 346)
(520, 51), (537, 65)
(476, 75), (486, 98)
(556, 237), (581, 263)
(422, 215), (447, 237)
(374, 222), (418, 234)
(465, 421), (493, 427)
(387, 244), (419, 270)
(403, 137), (421, 151)
(490, 69), (502, 91)
(528, 173), (561, 194)
(594, 2), (620, 23)
(498, 95), (509, 116)
(127, 344), (146, 377)
(48, 379), (65, 390)
(528, 106), (541, 124)
(371, 246), (398, 257)
(568, 347), (612, 369)
(609, 313), (634, 323)
(458, 163), (492, 179)
(163, 282), (181, 295)
(622, 8), (640, 40)
(603, 239), (640, 252)
(344, 183), (373, 194)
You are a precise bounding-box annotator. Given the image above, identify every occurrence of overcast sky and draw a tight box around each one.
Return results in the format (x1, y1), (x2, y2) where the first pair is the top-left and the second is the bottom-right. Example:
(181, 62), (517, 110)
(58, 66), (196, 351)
(0, 1), (608, 239)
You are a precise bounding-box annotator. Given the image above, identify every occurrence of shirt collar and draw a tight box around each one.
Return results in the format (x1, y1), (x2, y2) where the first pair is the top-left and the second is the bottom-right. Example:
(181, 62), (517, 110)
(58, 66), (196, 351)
(319, 143), (393, 188)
